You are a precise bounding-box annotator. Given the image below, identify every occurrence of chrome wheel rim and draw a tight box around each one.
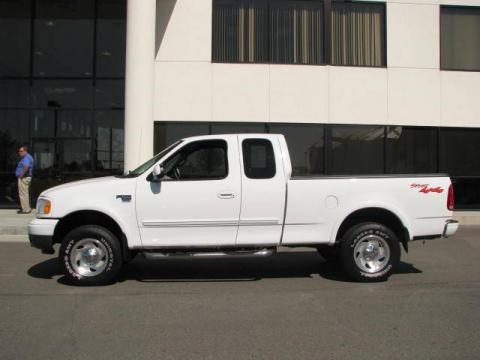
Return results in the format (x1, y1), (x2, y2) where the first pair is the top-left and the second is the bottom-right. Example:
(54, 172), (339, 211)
(70, 238), (108, 277)
(353, 235), (390, 273)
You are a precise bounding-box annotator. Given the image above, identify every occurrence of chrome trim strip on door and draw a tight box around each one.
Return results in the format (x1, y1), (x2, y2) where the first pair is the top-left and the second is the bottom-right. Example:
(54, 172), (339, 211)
(142, 219), (239, 227)
(239, 219), (280, 226)
(142, 218), (280, 227)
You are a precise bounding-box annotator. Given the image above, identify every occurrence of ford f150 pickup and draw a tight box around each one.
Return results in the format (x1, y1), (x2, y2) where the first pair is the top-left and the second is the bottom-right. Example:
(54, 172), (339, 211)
(29, 134), (459, 285)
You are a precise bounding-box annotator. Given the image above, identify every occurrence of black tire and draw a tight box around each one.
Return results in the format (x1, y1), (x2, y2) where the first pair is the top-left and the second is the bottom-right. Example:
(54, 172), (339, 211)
(340, 222), (400, 282)
(317, 245), (339, 262)
(59, 225), (123, 285)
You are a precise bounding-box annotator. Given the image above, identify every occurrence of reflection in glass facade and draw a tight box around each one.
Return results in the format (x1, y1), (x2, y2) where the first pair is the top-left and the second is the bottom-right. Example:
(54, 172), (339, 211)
(0, 0), (126, 207)
(154, 121), (480, 210)
(328, 125), (384, 175)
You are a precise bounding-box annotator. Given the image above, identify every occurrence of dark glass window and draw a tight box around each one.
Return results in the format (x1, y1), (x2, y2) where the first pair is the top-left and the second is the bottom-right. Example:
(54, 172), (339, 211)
(386, 126), (437, 174)
(439, 128), (480, 176)
(212, 0), (269, 63)
(34, 0), (95, 77)
(154, 122), (210, 154)
(451, 177), (480, 210)
(96, 0), (127, 77)
(95, 110), (124, 172)
(269, 123), (324, 175)
(152, 121), (480, 209)
(56, 111), (92, 138)
(211, 122), (266, 134)
(30, 110), (55, 137)
(270, 0), (324, 64)
(31, 140), (57, 173)
(441, 6), (480, 71)
(0, 0), (31, 76)
(0, 0), (127, 208)
(94, 80), (125, 109)
(32, 80), (93, 109)
(0, 80), (30, 108)
(0, 110), (31, 207)
(0, 110), (30, 172)
(63, 139), (93, 172)
(212, 0), (324, 64)
(213, 0), (385, 67)
(242, 138), (276, 179)
(328, 125), (384, 175)
(331, 1), (386, 66)
(163, 140), (228, 180)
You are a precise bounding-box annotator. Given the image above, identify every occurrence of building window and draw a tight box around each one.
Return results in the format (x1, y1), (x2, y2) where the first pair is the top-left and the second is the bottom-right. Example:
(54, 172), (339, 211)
(269, 123), (324, 176)
(212, 0), (269, 63)
(0, 0), (31, 77)
(331, 1), (386, 67)
(0, 0), (127, 208)
(270, 1), (324, 64)
(441, 6), (480, 71)
(96, 0), (127, 77)
(328, 125), (384, 175)
(386, 127), (437, 174)
(95, 110), (124, 172)
(440, 128), (480, 210)
(212, 0), (385, 66)
(153, 122), (210, 154)
(154, 122), (480, 210)
(34, 0), (95, 77)
(211, 122), (266, 134)
(439, 128), (480, 177)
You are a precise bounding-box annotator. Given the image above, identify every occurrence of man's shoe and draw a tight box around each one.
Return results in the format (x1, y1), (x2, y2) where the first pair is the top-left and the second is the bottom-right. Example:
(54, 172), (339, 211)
(16, 210), (23, 214)
(17, 210), (32, 214)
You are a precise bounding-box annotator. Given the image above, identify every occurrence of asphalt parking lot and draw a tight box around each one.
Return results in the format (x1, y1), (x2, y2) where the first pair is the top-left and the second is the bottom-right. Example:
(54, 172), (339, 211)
(0, 227), (479, 360)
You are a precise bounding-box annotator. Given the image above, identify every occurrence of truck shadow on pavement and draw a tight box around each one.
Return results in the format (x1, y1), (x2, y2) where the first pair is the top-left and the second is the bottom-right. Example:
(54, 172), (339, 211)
(28, 251), (422, 286)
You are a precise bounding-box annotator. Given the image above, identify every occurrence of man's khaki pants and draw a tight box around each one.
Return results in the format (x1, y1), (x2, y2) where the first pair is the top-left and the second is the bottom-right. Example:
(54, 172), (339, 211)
(18, 177), (32, 212)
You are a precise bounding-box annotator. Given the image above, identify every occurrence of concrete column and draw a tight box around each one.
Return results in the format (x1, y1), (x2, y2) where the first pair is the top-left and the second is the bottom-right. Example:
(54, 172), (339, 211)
(124, 0), (156, 172)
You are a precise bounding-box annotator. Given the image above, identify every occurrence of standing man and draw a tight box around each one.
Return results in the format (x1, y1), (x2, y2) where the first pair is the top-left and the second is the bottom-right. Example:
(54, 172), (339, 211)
(16, 145), (34, 214)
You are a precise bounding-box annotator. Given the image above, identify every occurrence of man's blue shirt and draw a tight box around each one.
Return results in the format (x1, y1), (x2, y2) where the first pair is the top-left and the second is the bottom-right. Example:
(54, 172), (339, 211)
(16, 154), (34, 178)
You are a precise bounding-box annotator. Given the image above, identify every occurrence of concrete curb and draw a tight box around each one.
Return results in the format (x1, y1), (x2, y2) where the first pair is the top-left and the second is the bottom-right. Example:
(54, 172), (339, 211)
(0, 235), (29, 243)
(0, 227), (28, 235)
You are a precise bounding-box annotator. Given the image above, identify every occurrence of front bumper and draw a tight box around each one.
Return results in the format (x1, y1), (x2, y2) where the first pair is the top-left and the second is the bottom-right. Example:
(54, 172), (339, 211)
(443, 219), (459, 238)
(28, 218), (59, 254)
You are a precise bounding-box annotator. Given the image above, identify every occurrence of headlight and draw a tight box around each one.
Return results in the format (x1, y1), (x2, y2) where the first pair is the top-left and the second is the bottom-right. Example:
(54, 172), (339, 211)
(37, 198), (52, 215)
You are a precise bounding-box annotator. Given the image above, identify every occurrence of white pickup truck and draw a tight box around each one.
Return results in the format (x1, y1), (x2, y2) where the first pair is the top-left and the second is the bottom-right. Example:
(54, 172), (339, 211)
(29, 134), (459, 285)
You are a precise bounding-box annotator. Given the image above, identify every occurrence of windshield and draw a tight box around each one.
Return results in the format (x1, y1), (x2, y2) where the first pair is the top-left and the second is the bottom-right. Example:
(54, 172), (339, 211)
(121, 140), (183, 177)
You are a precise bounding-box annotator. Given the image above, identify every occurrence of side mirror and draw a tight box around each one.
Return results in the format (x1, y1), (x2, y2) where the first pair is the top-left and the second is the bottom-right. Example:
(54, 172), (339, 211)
(150, 164), (164, 182)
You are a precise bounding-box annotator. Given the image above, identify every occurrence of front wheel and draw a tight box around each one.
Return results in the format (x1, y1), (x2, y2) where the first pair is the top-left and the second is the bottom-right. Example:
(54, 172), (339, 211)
(59, 225), (123, 285)
(340, 223), (400, 282)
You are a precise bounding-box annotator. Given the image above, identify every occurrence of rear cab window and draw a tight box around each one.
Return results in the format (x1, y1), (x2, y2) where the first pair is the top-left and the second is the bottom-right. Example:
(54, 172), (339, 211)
(242, 139), (276, 179)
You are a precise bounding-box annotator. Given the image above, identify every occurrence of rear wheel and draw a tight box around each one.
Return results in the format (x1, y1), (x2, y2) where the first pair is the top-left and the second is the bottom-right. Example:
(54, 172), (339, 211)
(59, 225), (122, 285)
(340, 222), (400, 282)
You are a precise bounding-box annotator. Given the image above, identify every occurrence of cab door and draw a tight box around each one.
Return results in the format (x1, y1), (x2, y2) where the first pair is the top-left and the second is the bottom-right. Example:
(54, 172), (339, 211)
(236, 135), (287, 246)
(135, 137), (241, 247)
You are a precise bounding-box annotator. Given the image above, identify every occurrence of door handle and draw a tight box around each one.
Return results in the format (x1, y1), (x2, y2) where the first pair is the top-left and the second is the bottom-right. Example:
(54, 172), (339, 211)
(217, 192), (235, 199)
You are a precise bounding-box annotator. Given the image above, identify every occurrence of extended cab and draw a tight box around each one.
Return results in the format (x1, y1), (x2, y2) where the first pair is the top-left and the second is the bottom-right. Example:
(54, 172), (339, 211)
(29, 134), (459, 285)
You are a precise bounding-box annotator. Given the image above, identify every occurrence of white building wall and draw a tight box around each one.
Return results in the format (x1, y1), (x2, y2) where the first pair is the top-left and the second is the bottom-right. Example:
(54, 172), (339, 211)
(150, 0), (480, 131)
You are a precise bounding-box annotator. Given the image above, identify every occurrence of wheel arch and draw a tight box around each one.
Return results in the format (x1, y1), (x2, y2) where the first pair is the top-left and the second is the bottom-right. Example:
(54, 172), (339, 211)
(333, 207), (411, 252)
(53, 210), (131, 260)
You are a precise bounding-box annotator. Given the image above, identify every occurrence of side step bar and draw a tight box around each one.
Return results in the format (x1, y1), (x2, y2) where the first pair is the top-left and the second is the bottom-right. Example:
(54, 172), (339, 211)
(143, 248), (275, 260)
